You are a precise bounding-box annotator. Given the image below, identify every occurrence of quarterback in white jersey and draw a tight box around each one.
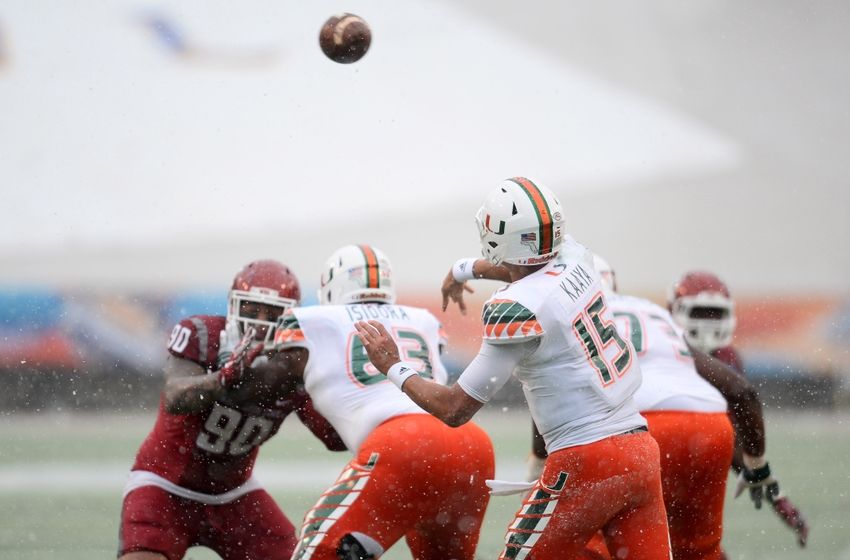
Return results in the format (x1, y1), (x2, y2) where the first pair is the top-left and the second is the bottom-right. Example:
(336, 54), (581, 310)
(356, 178), (671, 560)
(271, 245), (495, 560)
(459, 238), (646, 451)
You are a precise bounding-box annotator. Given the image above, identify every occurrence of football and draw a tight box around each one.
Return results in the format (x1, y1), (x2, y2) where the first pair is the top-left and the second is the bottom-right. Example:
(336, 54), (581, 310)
(319, 13), (371, 64)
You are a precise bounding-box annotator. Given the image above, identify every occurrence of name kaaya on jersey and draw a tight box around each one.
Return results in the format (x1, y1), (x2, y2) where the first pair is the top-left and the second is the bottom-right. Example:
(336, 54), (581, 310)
(475, 240), (646, 450)
(557, 261), (595, 303)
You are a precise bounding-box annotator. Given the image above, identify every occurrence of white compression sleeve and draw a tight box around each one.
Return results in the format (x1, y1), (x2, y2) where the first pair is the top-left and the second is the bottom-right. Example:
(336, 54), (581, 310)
(457, 340), (538, 403)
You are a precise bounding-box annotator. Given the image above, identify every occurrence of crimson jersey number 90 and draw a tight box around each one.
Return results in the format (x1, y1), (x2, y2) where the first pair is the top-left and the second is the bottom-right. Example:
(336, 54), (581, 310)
(347, 328), (434, 387)
(195, 403), (275, 456)
(168, 325), (192, 353)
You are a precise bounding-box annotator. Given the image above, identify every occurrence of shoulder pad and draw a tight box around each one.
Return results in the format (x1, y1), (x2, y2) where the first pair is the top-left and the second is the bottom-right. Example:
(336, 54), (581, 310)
(274, 309), (307, 348)
(166, 315), (224, 367)
(482, 299), (543, 344)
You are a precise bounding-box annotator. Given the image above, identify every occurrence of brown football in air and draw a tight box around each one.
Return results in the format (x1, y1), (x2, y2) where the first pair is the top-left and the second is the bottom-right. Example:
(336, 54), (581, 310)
(319, 13), (371, 64)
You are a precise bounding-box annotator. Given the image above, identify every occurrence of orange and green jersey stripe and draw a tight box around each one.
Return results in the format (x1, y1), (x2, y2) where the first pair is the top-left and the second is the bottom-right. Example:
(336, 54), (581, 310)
(293, 453), (379, 560)
(482, 299), (544, 341)
(508, 177), (554, 256)
(274, 310), (306, 346)
(502, 472), (569, 559)
(358, 245), (380, 289)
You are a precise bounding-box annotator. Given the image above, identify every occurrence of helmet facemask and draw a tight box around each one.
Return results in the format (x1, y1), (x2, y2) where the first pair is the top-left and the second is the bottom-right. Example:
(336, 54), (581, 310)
(227, 260), (301, 346)
(668, 271), (736, 353)
(228, 289), (298, 345)
(670, 294), (736, 352)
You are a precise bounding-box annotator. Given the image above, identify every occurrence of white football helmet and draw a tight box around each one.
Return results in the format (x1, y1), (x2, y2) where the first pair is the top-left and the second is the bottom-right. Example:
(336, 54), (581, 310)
(592, 254), (617, 292)
(476, 177), (565, 265)
(318, 245), (396, 305)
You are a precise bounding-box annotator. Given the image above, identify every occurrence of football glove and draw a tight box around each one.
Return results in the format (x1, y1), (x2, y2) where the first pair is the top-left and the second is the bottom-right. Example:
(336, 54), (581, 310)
(772, 496), (810, 548)
(218, 326), (263, 388)
(735, 461), (780, 509)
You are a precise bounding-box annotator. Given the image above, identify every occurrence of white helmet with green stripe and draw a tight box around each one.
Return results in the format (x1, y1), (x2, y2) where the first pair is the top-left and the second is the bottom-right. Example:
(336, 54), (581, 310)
(318, 244), (396, 305)
(476, 177), (565, 265)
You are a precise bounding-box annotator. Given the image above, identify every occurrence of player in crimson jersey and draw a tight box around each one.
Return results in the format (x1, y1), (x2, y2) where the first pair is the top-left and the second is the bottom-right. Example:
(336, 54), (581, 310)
(118, 260), (345, 560)
(668, 270), (809, 548)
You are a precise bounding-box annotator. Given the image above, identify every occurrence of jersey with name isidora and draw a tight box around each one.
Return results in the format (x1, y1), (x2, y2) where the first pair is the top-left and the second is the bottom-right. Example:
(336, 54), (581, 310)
(275, 303), (448, 453)
(458, 238), (646, 453)
(608, 293), (727, 413)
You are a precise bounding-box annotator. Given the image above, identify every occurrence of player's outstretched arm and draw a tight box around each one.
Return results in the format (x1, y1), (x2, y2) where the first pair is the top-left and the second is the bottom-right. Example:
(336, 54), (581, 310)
(692, 346), (811, 546)
(354, 320), (484, 427)
(164, 327), (263, 414)
(442, 258), (512, 314)
(692, 347), (765, 457)
(162, 355), (224, 414)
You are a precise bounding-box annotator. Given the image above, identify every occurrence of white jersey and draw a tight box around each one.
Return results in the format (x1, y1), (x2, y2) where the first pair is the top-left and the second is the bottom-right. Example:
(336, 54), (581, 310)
(274, 303), (448, 453)
(608, 293), (727, 413)
(457, 238), (646, 453)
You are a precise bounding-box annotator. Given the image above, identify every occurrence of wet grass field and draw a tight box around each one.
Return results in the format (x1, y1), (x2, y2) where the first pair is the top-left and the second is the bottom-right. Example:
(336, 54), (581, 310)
(1, 407), (848, 559)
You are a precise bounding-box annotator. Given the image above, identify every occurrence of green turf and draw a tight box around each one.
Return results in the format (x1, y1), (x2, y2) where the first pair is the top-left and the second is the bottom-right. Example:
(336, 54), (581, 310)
(0, 408), (848, 559)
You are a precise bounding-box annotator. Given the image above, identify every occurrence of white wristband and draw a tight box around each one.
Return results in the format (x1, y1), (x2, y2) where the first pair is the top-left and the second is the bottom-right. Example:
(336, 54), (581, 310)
(452, 258), (478, 282)
(387, 361), (419, 390)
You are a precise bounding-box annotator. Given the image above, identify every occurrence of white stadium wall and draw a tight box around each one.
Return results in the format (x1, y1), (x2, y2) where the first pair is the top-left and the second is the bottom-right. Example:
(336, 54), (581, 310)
(0, 0), (847, 298)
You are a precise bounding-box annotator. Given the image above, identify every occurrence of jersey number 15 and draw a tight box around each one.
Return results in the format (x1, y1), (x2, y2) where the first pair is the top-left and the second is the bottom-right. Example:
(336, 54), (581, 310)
(572, 293), (634, 386)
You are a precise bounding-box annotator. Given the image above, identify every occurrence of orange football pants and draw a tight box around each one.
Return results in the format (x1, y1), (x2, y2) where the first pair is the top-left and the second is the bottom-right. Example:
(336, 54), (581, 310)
(291, 413), (495, 560)
(501, 430), (670, 560)
(585, 411), (734, 560)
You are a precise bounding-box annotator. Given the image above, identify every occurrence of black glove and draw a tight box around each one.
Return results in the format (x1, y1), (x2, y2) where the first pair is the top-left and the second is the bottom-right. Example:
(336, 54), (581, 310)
(735, 462), (780, 509)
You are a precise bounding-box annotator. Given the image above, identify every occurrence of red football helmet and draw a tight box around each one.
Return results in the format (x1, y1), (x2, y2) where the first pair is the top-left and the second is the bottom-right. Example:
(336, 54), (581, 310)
(668, 271), (736, 352)
(227, 260), (301, 345)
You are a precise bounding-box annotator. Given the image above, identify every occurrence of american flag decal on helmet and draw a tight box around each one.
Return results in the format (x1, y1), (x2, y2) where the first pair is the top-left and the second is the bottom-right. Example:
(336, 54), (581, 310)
(482, 299), (544, 342)
(508, 177), (554, 256)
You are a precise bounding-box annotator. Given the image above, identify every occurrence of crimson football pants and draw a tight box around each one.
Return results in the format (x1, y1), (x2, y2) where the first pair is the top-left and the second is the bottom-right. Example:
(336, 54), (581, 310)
(119, 485), (297, 560)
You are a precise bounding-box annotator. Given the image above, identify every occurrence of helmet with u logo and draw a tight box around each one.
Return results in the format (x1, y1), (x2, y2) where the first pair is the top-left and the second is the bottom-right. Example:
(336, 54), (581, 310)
(476, 177), (565, 265)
